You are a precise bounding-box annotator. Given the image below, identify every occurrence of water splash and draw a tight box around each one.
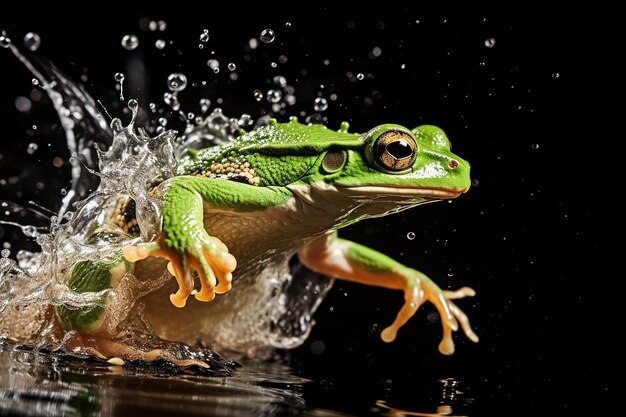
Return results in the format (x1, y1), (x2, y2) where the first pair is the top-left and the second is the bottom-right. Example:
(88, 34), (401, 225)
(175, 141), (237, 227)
(0, 37), (332, 361)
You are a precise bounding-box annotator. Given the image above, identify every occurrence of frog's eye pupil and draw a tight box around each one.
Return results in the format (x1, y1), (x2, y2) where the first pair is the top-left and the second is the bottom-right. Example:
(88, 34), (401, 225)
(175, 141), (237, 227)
(386, 140), (413, 159)
(372, 131), (417, 172)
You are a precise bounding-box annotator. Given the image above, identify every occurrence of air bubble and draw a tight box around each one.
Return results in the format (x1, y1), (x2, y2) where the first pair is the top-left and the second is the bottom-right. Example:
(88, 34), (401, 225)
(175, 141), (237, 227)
(552, 72), (560, 79)
(155, 39), (166, 49)
(531, 143), (539, 150)
(26, 143), (38, 154)
(356, 73), (364, 80)
(407, 232), (416, 240)
(260, 29), (275, 43)
(167, 73), (188, 92)
(285, 22), (292, 29)
(313, 97), (328, 112)
(114, 73), (125, 82)
(484, 38), (496, 48)
(32, 78), (40, 86)
(227, 63), (236, 71)
(121, 34), (139, 50)
(23, 32), (41, 51)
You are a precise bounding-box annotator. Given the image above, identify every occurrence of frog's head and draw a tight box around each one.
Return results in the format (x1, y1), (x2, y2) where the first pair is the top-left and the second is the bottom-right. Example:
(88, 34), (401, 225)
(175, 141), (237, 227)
(224, 119), (469, 221)
(280, 122), (471, 220)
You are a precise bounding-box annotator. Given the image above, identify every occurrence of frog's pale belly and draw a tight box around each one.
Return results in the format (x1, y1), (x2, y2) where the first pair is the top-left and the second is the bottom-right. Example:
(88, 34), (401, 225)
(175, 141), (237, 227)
(138, 197), (333, 352)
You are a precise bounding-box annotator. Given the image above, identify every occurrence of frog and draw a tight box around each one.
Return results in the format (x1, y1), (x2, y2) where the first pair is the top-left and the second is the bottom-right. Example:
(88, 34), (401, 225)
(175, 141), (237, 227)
(56, 117), (478, 364)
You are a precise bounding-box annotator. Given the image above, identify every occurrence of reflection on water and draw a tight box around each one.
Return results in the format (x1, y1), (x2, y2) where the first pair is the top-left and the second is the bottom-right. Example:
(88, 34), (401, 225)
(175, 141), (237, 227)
(0, 343), (473, 416)
(0, 346), (313, 417)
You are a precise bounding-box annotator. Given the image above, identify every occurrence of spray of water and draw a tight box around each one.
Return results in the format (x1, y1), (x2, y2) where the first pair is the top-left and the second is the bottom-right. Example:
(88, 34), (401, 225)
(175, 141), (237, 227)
(0, 34), (332, 362)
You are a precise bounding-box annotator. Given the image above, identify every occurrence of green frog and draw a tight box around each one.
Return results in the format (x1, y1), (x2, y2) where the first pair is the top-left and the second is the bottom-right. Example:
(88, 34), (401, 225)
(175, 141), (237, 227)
(56, 116), (478, 363)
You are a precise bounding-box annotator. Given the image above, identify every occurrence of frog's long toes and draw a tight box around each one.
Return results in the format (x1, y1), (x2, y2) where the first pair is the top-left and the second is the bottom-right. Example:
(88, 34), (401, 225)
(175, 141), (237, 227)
(215, 272), (232, 294)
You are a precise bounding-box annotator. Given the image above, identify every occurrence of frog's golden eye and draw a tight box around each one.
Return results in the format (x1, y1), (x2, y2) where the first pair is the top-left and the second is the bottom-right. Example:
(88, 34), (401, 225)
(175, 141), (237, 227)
(373, 131), (417, 172)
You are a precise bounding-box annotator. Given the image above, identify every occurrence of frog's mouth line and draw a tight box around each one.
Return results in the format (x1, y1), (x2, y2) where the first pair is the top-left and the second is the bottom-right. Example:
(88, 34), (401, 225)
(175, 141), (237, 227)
(342, 185), (467, 200)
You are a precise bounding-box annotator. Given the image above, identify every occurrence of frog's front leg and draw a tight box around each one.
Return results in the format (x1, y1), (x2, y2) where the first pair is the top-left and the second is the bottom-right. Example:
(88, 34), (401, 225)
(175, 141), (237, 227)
(298, 232), (479, 354)
(123, 177), (237, 308)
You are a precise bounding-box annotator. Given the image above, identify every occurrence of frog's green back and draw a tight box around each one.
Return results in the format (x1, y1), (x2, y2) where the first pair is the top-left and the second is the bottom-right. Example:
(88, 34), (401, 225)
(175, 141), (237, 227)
(176, 117), (362, 186)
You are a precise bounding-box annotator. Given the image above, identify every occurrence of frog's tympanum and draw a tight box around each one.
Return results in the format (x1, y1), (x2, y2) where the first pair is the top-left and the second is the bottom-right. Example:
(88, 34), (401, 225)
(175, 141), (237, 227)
(52, 115), (478, 363)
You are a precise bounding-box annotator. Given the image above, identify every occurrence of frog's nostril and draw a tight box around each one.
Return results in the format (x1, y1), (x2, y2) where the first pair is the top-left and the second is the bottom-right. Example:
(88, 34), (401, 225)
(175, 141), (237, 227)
(448, 159), (459, 170)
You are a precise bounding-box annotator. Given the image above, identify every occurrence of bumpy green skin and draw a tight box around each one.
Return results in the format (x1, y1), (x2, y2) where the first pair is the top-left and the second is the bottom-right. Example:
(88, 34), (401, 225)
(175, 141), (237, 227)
(57, 258), (128, 332)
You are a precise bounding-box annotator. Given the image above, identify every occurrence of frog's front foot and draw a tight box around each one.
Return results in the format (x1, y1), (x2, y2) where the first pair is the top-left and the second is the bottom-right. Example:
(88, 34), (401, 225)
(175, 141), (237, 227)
(381, 271), (479, 355)
(122, 234), (236, 308)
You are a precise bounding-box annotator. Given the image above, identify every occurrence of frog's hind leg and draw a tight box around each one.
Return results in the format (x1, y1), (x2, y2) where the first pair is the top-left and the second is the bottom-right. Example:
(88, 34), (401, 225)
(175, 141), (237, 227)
(298, 231), (478, 355)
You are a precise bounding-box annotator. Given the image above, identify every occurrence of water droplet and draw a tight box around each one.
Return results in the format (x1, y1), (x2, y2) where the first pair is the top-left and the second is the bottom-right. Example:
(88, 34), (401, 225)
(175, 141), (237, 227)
(267, 89), (282, 103)
(31, 78), (40, 86)
(285, 22), (292, 29)
(14, 96), (32, 113)
(370, 46), (382, 58)
(23, 32), (41, 51)
(60, 188), (67, 196)
(270, 62), (277, 68)
(407, 232), (416, 240)
(285, 94), (296, 105)
(552, 72), (560, 79)
(484, 37), (496, 48)
(356, 73), (364, 80)
(479, 62), (486, 67)
(253, 89), (263, 101)
(200, 98), (211, 113)
(532, 143), (540, 150)
(248, 38), (258, 50)
(158, 20), (167, 31)
(26, 143), (38, 154)
(400, 64), (406, 69)
(314, 97), (328, 112)
(199, 29), (209, 43)
(127, 99), (138, 111)
(22, 226), (39, 237)
(149, 102), (157, 111)
(121, 34), (139, 50)
(149, 21), (158, 31)
(207, 59), (220, 71)
(227, 62), (236, 71)
(167, 73), (187, 92)
(155, 39), (166, 49)
(114, 73), (125, 100)
(472, 179), (479, 187)
(0, 34), (11, 48)
(1, 249), (9, 258)
(163, 92), (180, 110)
(273, 75), (287, 87)
(260, 28), (275, 43)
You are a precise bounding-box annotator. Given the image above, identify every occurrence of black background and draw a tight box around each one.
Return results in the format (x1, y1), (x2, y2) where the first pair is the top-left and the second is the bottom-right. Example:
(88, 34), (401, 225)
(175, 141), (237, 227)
(0, 7), (610, 416)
